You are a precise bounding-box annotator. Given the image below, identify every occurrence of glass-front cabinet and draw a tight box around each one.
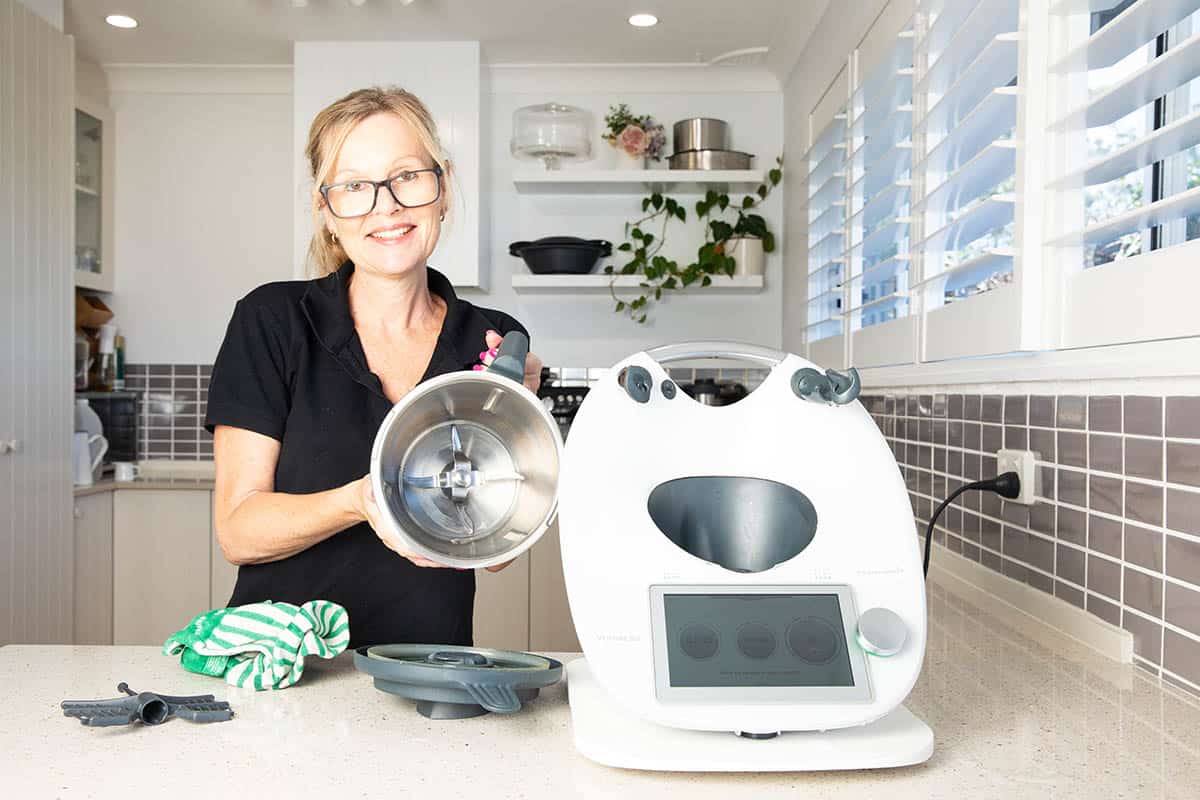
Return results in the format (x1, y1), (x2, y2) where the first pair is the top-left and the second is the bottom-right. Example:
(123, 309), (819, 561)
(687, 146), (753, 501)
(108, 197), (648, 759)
(74, 96), (114, 292)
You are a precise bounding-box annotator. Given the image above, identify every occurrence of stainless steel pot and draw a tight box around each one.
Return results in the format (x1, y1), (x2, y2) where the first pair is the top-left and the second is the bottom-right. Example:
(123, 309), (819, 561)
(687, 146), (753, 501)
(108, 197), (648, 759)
(369, 333), (563, 569)
(673, 118), (729, 152)
(668, 149), (754, 170)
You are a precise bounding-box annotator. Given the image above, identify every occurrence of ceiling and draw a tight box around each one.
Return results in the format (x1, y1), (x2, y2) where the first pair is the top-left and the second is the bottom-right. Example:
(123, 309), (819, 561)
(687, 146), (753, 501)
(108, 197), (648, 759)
(65, 0), (823, 72)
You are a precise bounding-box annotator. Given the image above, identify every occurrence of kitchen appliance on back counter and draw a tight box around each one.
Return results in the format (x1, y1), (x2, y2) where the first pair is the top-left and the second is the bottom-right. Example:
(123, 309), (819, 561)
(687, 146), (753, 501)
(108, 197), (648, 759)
(678, 376), (748, 406)
(536, 367), (590, 438)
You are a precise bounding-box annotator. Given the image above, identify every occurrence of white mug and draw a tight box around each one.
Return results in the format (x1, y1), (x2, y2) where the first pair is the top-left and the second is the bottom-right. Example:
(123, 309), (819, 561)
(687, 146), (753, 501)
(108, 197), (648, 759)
(113, 461), (140, 482)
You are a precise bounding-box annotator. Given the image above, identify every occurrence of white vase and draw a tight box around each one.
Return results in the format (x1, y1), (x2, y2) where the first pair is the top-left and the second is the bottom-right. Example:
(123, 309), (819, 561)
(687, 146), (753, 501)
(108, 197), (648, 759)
(727, 237), (765, 277)
(613, 148), (647, 171)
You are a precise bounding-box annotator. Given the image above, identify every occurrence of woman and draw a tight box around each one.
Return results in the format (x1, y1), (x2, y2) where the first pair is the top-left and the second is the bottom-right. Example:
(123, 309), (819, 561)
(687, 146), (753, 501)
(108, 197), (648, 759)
(204, 87), (542, 648)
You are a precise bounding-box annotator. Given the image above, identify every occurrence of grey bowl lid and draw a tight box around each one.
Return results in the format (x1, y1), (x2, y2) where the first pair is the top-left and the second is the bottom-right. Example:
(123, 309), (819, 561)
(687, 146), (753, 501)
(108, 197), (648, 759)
(355, 644), (563, 717)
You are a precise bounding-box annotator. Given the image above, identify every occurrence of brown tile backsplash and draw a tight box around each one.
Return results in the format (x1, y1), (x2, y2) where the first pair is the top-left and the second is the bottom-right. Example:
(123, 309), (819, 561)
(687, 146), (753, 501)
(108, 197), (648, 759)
(1125, 396), (1163, 437)
(1166, 397), (1200, 440)
(1089, 396), (1122, 433)
(863, 387), (1200, 698)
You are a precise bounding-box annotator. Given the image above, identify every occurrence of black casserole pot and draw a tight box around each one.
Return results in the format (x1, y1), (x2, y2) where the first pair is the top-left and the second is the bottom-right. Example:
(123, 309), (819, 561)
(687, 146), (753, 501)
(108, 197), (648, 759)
(509, 237), (612, 275)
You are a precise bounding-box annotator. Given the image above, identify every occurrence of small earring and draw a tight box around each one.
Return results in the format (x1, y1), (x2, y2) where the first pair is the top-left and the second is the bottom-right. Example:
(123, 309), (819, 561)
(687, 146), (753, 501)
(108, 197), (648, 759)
(439, 212), (445, 222)
(330, 231), (338, 243)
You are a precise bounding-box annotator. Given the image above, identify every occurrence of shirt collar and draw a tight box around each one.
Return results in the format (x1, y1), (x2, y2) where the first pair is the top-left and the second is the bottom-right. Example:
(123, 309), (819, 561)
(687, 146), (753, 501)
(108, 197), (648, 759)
(300, 260), (478, 370)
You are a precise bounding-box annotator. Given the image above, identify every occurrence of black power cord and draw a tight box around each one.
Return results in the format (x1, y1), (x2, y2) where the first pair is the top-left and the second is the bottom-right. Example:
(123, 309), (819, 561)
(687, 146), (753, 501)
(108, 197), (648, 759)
(923, 471), (1022, 578)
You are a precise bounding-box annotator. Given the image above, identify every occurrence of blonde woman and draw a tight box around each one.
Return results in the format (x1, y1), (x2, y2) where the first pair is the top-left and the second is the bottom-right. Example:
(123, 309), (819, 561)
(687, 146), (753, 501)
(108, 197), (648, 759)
(205, 87), (542, 648)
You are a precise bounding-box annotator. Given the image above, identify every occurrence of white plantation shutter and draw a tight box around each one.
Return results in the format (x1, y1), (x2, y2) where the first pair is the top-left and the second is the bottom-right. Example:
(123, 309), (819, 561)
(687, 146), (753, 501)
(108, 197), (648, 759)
(911, 0), (1024, 360)
(806, 71), (850, 355)
(1048, 0), (1200, 347)
(846, 22), (917, 367)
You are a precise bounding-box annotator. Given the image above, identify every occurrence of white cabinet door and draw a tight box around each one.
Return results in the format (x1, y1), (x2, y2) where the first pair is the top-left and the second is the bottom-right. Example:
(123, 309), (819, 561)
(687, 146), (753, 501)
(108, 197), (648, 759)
(0, 0), (75, 646)
(73, 492), (113, 645)
(528, 521), (580, 652)
(292, 42), (481, 287)
(113, 490), (211, 645)
(473, 555), (530, 651)
(209, 491), (239, 609)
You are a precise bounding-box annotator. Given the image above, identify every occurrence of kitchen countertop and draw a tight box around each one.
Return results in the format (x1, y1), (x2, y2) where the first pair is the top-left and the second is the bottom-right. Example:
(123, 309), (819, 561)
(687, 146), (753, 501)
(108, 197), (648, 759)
(4, 574), (1199, 799)
(73, 476), (216, 496)
(74, 462), (215, 496)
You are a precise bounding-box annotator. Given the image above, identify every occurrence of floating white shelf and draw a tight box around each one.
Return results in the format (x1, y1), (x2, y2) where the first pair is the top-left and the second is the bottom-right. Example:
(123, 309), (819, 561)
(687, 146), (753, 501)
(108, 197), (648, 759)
(512, 169), (765, 194)
(511, 273), (764, 291)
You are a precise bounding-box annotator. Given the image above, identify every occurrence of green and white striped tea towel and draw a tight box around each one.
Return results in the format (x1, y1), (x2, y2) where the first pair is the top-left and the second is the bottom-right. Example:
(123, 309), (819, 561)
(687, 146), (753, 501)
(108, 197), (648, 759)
(163, 600), (350, 690)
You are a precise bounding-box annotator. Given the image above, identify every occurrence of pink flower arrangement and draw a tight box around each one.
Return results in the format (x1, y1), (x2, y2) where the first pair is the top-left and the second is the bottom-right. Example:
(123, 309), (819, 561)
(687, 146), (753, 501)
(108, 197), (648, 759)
(603, 104), (667, 161)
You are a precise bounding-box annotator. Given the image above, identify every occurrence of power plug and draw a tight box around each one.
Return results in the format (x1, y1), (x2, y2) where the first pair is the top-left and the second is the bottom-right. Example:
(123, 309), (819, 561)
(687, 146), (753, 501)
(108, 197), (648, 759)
(996, 449), (1038, 504)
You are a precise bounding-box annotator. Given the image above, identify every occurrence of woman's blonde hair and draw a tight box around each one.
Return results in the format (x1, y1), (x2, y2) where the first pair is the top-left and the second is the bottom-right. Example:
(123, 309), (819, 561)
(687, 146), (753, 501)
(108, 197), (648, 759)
(304, 86), (451, 277)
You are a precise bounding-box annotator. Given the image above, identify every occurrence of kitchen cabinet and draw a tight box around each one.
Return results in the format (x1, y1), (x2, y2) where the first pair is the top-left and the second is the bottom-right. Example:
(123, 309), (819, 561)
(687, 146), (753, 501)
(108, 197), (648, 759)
(72, 492), (113, 645)
(473, 553), (531, 650)
(528, 522), (580, 652)
(113, 490), (211, 645)
(0, 0), (75, 646)
(209, 491), (239, 608)
(74, 94), (114, 292)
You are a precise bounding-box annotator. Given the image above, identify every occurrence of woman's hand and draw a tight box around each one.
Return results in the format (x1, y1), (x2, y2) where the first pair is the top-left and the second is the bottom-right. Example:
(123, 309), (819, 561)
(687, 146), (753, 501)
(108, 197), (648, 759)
(351, 476), (450, 568)
(481, 329), (543, 393)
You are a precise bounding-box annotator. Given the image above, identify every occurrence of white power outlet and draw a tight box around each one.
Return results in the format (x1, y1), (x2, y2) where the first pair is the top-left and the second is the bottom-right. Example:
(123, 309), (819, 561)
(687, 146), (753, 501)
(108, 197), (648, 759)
(996, 449), (1038, 505)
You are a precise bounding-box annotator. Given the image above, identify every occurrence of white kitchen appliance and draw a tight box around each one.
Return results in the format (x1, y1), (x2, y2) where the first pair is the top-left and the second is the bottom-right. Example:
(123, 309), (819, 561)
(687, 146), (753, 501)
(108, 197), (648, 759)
(558, 341), (933, 771)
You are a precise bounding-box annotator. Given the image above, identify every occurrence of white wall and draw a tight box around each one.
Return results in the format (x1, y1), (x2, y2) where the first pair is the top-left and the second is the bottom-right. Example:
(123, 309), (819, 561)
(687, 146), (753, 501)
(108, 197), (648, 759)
(106, 68), (293, 364)
(105, 62), (784, 367)
(16, 0), (59, 29)
(469, 65), (785, 366)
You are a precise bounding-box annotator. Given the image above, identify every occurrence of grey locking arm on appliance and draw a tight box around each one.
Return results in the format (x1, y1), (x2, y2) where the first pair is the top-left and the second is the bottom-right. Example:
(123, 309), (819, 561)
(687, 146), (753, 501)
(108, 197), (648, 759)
(488, 331), (529, 384)
(61, 682), (234, 727)
(790, 367), (862, 405)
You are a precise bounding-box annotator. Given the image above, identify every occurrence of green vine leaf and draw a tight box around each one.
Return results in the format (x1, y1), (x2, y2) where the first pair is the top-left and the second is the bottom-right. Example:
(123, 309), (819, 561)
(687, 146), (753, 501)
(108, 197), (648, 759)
(607, 154), (783, 323)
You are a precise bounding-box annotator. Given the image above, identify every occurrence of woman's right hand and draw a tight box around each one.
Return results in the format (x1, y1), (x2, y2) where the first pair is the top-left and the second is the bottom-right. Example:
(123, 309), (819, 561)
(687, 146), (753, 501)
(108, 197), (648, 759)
(351, 475), (451, 568)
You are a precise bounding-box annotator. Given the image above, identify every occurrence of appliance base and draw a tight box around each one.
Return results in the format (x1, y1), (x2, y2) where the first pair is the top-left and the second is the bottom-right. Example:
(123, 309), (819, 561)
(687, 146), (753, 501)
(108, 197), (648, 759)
(566, 659), (934, 772)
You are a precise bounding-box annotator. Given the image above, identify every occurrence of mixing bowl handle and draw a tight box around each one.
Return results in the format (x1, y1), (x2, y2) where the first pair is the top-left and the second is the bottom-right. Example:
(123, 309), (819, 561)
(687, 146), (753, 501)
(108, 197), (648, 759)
(488, 330), (529, 384)
(643, 340), (787, 368)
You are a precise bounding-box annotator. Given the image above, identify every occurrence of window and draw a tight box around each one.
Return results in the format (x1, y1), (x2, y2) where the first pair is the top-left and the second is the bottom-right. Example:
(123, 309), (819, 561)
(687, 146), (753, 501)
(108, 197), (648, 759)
(800, 0), (1200, 373)
(847, 24), (914, 338)
(911, 0), (1022, 361)
(806, 89), (848, 345)
(1049, 0), (1200, 348)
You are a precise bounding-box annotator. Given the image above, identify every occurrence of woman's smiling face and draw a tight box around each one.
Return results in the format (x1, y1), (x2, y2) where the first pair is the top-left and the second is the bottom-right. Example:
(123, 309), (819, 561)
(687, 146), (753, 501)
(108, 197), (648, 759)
(321, 112), (448, 278)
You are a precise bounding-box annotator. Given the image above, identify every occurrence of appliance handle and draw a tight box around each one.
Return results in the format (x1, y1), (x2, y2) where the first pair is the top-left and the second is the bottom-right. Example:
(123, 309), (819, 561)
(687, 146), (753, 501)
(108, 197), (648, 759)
(643, 340), (787, 368)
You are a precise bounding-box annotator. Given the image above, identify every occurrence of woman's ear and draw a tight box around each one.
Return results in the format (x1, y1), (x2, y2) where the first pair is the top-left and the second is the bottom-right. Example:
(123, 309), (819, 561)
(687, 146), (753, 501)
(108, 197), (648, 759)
(439, 160), (453, 221)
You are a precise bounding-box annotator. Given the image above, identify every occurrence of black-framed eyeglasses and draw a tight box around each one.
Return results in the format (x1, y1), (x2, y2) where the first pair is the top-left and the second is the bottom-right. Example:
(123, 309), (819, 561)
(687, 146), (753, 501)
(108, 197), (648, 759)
(319, 164), (443, 219)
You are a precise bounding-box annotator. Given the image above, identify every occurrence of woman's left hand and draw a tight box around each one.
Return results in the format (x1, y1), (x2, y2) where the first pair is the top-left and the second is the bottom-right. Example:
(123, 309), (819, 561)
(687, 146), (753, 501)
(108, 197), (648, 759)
(481, 329), (543, 393)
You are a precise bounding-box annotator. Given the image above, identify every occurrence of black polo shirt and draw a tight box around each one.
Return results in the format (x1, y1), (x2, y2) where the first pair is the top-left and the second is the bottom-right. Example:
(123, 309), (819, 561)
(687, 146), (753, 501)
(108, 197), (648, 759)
(204, 260), (528, 648)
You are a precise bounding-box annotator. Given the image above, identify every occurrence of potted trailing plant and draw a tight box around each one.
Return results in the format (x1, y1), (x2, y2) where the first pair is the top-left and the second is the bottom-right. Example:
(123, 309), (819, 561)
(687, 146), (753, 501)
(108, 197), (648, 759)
(607, 157), (783, 323)
(602, 104), (666, 170)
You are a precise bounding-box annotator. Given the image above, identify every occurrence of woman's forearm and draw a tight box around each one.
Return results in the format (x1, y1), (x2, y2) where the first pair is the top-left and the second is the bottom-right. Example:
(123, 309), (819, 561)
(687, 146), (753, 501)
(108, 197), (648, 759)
(216, 480), (363, 565)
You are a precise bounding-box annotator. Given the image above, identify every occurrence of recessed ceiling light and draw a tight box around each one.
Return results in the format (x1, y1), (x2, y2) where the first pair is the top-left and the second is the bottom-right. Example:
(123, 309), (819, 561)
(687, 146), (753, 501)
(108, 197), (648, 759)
(628, 13), (658, 28)
(105, 14), (138, 29)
